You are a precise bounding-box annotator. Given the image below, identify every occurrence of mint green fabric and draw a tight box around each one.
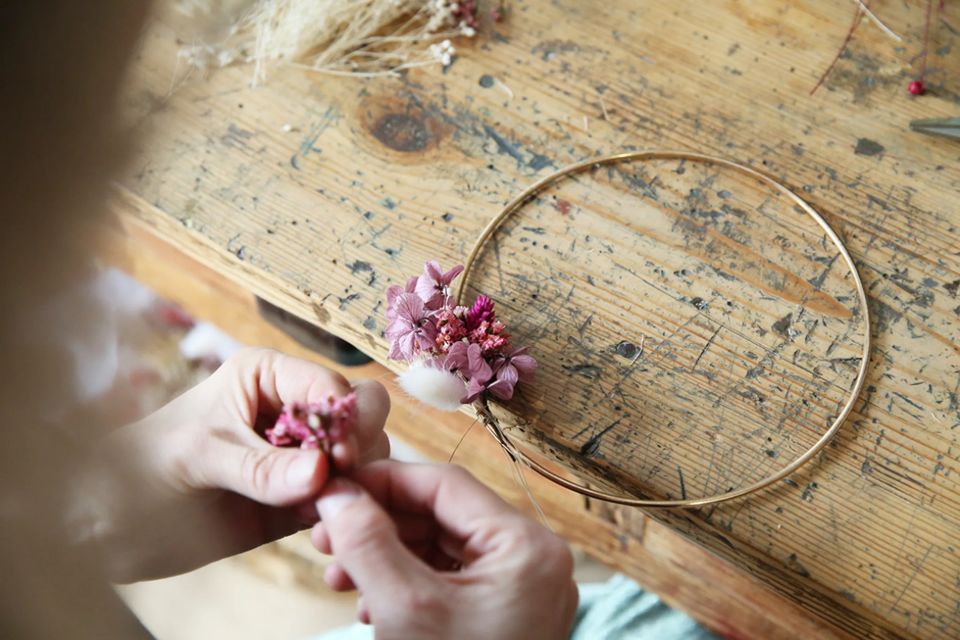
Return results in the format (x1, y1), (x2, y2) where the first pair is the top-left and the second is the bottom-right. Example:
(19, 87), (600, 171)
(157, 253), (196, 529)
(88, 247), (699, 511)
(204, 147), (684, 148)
(570, 574), (718, 639)
(314, 574), (718, 639)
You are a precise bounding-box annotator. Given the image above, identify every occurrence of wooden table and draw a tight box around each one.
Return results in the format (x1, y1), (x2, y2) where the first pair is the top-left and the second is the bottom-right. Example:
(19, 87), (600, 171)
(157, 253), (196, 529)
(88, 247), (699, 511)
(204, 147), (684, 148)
(113, 2), (960, 638)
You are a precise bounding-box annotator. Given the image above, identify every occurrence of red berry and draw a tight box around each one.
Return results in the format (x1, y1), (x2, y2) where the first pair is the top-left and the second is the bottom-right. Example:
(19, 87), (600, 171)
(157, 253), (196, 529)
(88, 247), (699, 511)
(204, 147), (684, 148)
(909, 80), (925, 95)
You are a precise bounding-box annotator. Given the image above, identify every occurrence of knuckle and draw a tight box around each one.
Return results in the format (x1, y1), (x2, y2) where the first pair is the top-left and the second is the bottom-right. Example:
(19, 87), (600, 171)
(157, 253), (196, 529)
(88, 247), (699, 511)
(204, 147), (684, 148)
(510, 522), (572, 574)
(240, 448), (273, 496)
(330, 504), (390, 552)
(227, 347), (275, 372)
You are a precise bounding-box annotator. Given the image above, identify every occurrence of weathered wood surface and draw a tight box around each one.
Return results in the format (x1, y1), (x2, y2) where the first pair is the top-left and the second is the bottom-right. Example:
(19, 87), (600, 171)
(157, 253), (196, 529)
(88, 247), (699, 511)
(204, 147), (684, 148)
(118, 2), (960, 638)
(100, 211), (852, 639)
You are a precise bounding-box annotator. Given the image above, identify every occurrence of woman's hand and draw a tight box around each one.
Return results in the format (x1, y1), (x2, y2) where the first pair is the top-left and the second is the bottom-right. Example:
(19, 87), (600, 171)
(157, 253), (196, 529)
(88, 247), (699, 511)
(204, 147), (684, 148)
(73, 348), (390, 582)
(311, 461), (578, 640)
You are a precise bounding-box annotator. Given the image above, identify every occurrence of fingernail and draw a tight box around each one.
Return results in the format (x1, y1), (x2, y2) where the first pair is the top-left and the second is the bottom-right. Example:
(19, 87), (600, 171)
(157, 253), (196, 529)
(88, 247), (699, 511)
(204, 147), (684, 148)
(317, 477), (361, 520)
(287, 451), (319, 487)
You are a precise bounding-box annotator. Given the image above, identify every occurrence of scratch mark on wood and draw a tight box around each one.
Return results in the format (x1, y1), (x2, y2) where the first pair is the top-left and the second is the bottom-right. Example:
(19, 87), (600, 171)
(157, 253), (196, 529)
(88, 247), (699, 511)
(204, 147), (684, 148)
(693, 326), (721, 370)
(889, 544), (934, 612)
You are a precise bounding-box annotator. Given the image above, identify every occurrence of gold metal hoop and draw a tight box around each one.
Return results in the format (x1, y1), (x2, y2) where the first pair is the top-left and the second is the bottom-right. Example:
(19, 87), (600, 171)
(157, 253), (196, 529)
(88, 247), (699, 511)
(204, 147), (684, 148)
(457, 151), (871, 508)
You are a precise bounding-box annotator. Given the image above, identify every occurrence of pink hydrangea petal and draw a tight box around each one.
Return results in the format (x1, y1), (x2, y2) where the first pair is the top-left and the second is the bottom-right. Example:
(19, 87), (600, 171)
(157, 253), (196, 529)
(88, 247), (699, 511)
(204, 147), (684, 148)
(388, 339), (405, 361)
(511, 354), (537, 382)
(497, 362), (519, 388)
(415, 276), (440, 305)
(487, 377), (515, 400)
(442, 264), (464, 283)
(397, 332), (418, 360)
(424, 260), (443, 282)
(462, 377), (487, 403)
(445, 340), (469, 370)
(393, 292), (425, 322)
(386, 284), (403, 310)
(467, 343), (493, 382)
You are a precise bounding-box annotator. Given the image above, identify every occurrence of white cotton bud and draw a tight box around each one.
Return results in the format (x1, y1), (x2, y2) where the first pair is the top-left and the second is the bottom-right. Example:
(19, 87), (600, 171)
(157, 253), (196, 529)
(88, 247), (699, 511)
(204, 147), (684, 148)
(398, 361), (465, 411)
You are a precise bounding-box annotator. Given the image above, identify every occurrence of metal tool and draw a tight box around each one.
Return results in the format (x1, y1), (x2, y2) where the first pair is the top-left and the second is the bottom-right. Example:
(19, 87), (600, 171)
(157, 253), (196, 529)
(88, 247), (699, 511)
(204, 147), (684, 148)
(909, 117), (960, 141)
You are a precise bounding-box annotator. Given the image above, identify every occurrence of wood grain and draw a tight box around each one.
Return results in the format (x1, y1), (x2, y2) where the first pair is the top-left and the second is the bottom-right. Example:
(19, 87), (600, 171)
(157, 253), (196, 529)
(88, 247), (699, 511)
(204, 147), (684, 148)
(116, 2), (960, 638)
(100, 209), (852, 639)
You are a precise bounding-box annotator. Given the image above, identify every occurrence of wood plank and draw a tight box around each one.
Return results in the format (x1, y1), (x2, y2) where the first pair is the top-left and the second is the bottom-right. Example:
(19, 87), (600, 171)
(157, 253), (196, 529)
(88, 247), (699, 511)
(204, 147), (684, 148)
(100, 209), (851, 639)
(116, 2), (960, 637)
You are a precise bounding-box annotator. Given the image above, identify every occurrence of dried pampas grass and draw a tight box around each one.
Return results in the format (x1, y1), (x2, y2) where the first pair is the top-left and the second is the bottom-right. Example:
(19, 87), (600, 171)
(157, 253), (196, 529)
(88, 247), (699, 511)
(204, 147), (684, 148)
(173, 0), (478, 84)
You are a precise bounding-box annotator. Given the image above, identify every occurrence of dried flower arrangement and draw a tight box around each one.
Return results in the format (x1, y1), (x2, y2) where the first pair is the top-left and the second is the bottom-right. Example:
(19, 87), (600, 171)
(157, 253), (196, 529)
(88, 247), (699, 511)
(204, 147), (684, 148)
(385, 261), (536, 411)
(266, 393), (357, 454)
(173, 0), (502, 83)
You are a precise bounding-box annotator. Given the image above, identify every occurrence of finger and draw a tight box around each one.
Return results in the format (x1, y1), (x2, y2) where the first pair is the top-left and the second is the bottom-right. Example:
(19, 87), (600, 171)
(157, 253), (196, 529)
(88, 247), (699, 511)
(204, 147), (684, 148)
(357, 595), (370, 625)
(350, 461), (521, 539)
(311, 522), (331, 554)
(225, 348), (352, 416)
(316, 477), (437, 608)
(323, 562), (356, 592)
(330, 436), (356, 473)
(361, 432), (390, 465)
(312, 512), (439, 556)
(197, 437), (329, 505)
(351, 380), (390, 457)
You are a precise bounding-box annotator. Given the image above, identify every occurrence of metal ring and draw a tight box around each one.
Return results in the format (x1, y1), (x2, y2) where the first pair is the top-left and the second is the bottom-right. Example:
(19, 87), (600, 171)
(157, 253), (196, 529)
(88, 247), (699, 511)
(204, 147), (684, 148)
(457, 151), (871, 508)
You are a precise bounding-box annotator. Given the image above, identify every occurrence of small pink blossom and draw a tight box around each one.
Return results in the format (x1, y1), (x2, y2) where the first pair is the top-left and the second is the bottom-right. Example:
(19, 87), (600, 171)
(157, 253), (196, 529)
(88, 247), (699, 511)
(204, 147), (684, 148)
(465, 294), (495, 331)
(385, 292), (437, 361)
(469, 319), (510, 355)
(266, 393), (357, 450)
(416, 261), (464, 309)
(434, 307), (467, 353)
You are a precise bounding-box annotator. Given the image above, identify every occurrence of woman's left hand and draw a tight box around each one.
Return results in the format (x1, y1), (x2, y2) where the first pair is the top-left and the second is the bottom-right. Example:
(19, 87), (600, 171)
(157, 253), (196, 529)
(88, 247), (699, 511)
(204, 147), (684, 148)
(72, 348), (390, 582)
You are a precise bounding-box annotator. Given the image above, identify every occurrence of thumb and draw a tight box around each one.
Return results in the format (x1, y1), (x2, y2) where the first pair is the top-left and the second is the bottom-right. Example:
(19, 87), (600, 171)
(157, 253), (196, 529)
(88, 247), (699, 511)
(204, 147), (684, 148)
(198, 438), (328, 506)
(317, 478), (435, 606)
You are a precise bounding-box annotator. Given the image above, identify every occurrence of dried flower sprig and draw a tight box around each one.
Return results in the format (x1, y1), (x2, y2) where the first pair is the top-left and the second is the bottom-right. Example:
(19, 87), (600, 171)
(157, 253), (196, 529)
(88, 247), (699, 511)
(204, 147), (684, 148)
(385, 261), (536, 410)
(174, 0), (485, 82)
(266, 393), (358, 452)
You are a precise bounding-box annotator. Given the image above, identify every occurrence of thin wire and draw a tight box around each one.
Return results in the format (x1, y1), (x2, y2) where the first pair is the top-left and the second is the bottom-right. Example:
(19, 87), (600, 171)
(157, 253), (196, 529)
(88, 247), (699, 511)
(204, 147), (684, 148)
(447, 417), (479, 463)
(459, 151), (871, 509)
(854, 0), (903, 41)
(811, 5), (865, 96)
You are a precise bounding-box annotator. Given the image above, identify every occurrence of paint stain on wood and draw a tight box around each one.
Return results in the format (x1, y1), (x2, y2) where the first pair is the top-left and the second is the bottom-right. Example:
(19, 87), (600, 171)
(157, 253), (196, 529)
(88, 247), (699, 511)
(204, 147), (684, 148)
(854, 138), (885, 157)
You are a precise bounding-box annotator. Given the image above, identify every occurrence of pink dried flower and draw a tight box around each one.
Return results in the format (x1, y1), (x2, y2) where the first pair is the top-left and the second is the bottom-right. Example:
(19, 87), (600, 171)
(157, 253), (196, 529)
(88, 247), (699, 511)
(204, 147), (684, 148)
(465, 294), (495, 331)
(445, 341), (493, 383)
(415, 261), (464, 309)
(386, 276), (418, 322)
(434, 307), (467, 353)
(266, 393), (357, 450)
(385, 292), (438, 361)
(469, 318), (510, 355)
(384, 261), (536, 406)
(487, 347), (537, 400)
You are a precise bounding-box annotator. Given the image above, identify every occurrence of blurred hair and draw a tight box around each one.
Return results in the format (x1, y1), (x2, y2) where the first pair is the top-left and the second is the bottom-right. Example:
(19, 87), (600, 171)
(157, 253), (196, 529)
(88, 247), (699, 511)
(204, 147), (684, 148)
(0, 3), (153, 637)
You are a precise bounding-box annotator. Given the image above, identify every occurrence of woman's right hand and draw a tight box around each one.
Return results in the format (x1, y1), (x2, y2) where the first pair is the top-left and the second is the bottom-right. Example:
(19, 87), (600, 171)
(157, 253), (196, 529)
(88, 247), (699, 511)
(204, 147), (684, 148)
(312, 461), (578, 640)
